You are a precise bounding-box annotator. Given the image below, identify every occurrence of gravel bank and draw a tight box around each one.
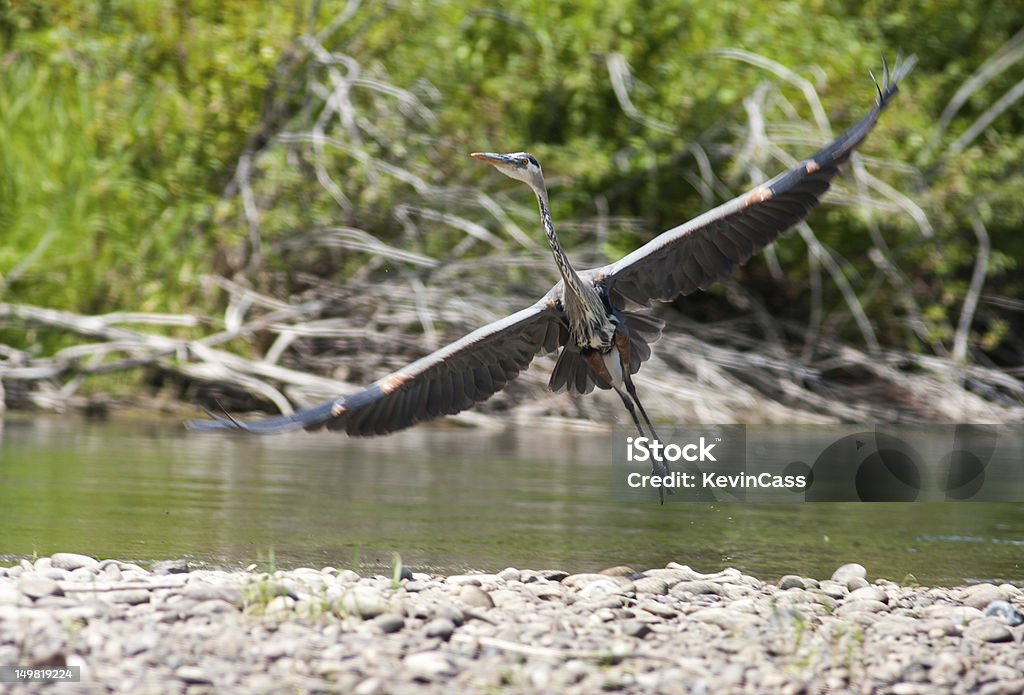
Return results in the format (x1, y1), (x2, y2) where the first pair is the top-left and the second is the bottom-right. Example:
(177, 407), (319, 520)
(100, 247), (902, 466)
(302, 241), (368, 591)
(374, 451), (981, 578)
(2, 554), (1023, 693)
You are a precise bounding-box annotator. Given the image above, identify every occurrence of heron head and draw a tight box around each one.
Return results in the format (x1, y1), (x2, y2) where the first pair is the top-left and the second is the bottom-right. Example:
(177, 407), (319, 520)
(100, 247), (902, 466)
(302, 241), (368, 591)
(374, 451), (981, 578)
(471, 151), (543, 189)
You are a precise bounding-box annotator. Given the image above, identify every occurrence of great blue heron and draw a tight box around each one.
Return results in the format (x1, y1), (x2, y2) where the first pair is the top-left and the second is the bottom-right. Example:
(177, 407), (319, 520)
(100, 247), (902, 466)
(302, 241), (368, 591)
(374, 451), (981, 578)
(191, 58), (913, 452)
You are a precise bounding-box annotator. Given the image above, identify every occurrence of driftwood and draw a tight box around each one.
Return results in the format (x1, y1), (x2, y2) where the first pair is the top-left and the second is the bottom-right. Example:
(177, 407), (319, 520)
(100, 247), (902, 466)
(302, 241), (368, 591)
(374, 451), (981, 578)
(2, 285), (1023, 426)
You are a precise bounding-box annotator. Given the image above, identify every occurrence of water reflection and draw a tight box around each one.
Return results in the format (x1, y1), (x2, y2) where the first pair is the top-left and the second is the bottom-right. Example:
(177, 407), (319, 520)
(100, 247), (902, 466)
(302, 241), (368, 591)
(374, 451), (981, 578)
(1, 415), (1022, 586)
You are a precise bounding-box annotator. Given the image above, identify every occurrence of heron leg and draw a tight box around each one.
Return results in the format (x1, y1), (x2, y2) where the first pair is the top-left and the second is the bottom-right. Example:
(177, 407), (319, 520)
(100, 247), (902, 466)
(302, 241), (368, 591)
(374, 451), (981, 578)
(624, 375), (660, 442)
(613, 384), (669, 505)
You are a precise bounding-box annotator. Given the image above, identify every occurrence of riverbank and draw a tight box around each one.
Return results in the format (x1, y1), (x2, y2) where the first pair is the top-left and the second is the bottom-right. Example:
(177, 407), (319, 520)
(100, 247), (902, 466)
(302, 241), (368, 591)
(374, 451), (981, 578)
(1, 555), (1022, 694)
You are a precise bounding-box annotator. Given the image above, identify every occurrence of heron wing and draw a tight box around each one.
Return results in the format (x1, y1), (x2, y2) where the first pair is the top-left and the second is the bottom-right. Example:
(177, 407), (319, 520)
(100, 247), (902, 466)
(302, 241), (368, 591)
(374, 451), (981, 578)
(188, 295), (566, 437)
(602, 57), (914, 306)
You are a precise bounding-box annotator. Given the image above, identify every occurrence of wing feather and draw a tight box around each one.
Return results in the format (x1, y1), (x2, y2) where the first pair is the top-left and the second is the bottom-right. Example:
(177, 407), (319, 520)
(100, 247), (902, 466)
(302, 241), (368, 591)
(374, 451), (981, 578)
(601, 57), (913, 306)
(188, 295), (566, 436)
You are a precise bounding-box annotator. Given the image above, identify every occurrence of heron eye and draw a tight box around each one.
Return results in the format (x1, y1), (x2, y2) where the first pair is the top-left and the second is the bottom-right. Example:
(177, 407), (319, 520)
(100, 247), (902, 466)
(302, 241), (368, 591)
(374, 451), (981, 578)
(520, 158), (530, 167)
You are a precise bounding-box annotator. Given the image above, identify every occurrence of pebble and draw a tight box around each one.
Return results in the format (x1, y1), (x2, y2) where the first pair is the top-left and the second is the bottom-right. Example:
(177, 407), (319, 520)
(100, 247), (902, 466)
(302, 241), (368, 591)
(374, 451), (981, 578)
(341, 588), (389, 618)
(404, 651), (457, 682)
(964, 583), (1011, 610)
(831, 563), (867, 586)
(964, 617), (1014, 643)
(1, 555), (1020, 693)
(985, 600), (1024, 626)
(372, 613), (405, 634)
(424, 617), (456, 640)
(459, 585), (495, 609)
(848, 586), (888, 604)
(18, 575), (64, 599)
(50, 552), (99, 571)
(779, 575), (806, 590)
(151, 559), (189, 575)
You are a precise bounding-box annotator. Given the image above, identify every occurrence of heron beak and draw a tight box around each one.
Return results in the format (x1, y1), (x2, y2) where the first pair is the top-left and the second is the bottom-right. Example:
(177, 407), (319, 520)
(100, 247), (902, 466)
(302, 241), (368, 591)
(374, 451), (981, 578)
(471, 152), (504, 165)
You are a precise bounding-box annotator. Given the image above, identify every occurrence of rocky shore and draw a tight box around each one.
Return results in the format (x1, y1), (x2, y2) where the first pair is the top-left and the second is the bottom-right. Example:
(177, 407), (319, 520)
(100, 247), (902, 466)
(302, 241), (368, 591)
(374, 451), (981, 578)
(1, 554), (1023, 693)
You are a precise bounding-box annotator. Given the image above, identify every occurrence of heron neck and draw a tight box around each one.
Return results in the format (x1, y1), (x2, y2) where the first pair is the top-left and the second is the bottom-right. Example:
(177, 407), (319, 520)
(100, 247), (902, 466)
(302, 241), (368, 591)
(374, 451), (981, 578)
(535, 187), (590, 304)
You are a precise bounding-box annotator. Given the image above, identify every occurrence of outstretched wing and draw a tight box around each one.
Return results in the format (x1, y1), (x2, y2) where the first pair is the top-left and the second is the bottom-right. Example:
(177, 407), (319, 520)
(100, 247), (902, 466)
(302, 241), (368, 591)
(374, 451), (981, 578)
(188, 295), (566, 437)
(602, 56), (915, 306)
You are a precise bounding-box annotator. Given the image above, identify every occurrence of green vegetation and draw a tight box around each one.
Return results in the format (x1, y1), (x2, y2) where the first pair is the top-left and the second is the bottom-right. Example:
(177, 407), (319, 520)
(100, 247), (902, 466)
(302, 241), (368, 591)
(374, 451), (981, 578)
(1, 2), (1022, 386)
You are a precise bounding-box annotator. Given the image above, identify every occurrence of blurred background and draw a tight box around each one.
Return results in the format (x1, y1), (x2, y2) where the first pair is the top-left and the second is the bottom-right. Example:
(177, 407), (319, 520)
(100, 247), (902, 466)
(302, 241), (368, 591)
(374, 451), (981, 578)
(1, 1), (1022, 424)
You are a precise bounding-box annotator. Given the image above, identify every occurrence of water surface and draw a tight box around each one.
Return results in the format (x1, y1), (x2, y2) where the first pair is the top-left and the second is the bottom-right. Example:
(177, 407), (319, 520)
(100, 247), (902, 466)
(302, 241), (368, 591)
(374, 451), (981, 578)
(1, 415), (1021, 586)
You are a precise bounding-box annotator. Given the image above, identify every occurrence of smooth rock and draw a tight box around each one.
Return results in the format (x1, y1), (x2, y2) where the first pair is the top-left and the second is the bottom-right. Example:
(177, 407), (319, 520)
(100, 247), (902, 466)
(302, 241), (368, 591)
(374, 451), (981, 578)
(599, 566), (636, 577)
(373, 613), (405, 633)
(176, 666), (213, 685)
(848, 586), (888, 604)
(819, 580), (848, 599)
(622, 619), (651, 638)
(18, 575), (64, 599)
(341, 588), (389, 618)
(433, 604), (465, 626)
(578, 579), (623, 598)
(632, 577), (669, 595)
(404, 651), (457, 682)
(497, 567), (521, 582)
(985, 600), (1024, 626)
(779, 575), (806, 590)
(107, 589), (151, 605)
(831, 563), (867, 587)
(151, 559), (189, 575)
(847, 577), (870, 591)
(459, 585), (495, 609)
(424, 617), (456, 640)
(964, 617), (1013, 643)
(964, 584), (1011, 611)
(51, 553), (99, 572)
(638, 600), (677, 619)
(671, 580), (727, 597)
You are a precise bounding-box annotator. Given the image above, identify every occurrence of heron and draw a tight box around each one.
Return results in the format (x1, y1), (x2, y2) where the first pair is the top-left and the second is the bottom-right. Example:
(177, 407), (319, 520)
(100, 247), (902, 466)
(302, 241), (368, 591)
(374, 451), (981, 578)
(191, 58), (914, 467)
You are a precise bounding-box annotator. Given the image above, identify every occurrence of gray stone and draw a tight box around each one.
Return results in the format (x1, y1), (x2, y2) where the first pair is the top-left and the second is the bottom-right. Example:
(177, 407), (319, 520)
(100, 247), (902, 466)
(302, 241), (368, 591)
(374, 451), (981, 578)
(373, 613), (405, 633)
(622, 619), (651, 638)
(831, 563), (867, 586)
(632, 577), (669, 595)
(184, 583), (244, 607)
(599, 566), (636, 577)
(964, 617), (1013, 643)
(671, 580), (727, 597)
(176, 666), (213, 685)
(18, 574), (64, 600)
(497, 567), (521, 582)
(341, 587), (389, 618)
(51, 553), (99, 571)
(424, 617), (456, 640)
(779, 575), (806, 590)
(964, 584), (1011, 611)
(459, 585), (495, 609)
(819, 581), (847, 599)
(151, 559), (190, 574)
(433, 604), (465, 626)
(578, 579), (623, 598)
(638, 600), (677, 619)
(404, 651), (457, 682)
(190, 599), (238, 615)
(847, 577), (870, 591)
(848, 586), (888, 604)
(985, 600), (1024, 626)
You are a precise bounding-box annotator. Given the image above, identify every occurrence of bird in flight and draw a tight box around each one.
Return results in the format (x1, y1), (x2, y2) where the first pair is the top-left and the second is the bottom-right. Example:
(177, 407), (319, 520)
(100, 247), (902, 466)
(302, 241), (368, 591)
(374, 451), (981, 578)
(191, 58), (914, 458)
